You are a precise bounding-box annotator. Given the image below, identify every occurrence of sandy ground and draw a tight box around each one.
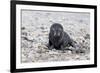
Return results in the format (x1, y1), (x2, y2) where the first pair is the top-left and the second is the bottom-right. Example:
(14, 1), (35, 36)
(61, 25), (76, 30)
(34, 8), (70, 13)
(21, 10), (90, 63)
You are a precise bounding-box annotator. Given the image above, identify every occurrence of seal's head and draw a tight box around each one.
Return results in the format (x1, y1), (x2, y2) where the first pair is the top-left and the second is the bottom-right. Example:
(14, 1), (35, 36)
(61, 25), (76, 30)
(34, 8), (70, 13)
(50, 23), (63, 38)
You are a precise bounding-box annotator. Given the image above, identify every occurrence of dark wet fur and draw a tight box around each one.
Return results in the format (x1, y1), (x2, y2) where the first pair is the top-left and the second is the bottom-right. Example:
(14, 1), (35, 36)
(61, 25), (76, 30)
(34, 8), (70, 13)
(48, 23), (76, 51)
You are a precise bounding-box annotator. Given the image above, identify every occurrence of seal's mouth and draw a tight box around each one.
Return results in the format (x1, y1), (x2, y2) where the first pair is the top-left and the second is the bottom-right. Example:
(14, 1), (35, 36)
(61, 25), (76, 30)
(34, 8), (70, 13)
(54, 36), (61, 41)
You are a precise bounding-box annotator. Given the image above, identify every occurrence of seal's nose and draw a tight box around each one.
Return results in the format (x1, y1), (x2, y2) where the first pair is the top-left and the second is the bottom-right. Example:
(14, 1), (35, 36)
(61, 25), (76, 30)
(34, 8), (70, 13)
(54, 32), (60, 37)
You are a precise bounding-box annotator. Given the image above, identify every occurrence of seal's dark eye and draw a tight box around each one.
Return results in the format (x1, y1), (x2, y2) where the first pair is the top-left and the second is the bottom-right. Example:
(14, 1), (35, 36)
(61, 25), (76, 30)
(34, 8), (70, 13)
(59, 28), (62, 31)
(52, 28), (55, 31)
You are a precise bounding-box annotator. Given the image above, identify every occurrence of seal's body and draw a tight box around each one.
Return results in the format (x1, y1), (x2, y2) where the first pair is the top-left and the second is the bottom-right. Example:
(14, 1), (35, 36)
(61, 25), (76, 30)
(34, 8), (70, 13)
(48, 23), (75, 50)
